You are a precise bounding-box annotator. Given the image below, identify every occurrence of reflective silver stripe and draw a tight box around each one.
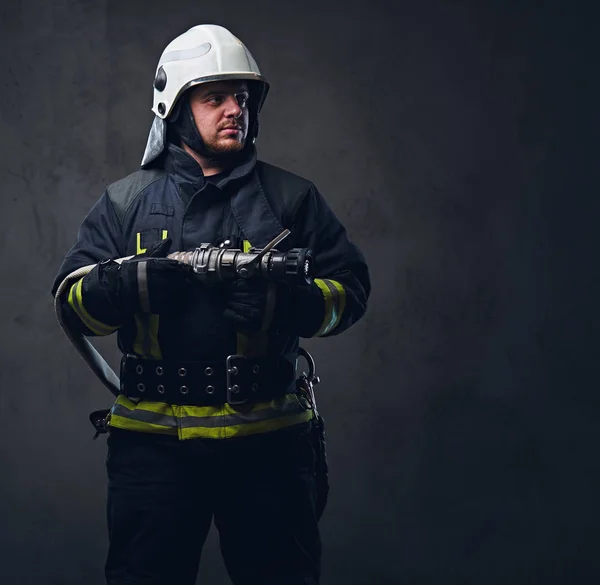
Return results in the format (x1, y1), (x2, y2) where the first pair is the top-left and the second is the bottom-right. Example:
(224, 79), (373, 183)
(321, 279), (341, 335)
(179, 398), (305, 429)
(136, 260), (152, 357)
(138, 261), (150, 313)
(111, 403), (176, 427)
(111, 396), (306, 429)
(159, 43), (212, 65)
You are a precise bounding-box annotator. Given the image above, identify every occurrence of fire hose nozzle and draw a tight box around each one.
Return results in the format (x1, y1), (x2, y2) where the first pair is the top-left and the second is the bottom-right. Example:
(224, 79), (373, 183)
(167, 231), (314, 286)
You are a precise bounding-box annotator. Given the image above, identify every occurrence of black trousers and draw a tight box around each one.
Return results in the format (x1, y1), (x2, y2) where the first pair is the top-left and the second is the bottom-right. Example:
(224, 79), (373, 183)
(105, 420), (321, 585)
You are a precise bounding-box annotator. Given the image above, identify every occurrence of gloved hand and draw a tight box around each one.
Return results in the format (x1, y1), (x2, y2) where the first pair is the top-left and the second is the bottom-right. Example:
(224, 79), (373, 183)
(99, 238), (197, 316)
(222, 277), (277, 332)
(222, 277), (330, 336)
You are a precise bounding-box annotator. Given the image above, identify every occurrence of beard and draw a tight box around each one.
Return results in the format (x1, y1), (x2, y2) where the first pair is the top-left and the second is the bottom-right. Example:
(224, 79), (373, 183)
(168, 95), (249, 161)
(202, 132), (247, 158)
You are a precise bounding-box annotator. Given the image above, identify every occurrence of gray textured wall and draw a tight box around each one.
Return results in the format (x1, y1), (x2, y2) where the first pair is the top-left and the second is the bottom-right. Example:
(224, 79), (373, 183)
(1, 0), (598, 583)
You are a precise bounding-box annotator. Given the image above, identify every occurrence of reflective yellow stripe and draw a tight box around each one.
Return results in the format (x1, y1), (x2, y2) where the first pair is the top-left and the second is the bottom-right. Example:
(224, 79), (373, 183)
(68, 278), (118, 336)
(132, 231), (168, 358)
(136, 230), (169, 255)
(147, 315), (162, 358)
(136, 232), (146, 254)
(109, 397), (180, 435)
(133, 313), (148, 357)
(112, 399), (307, 429)
(314, 279), (334, 336)
(109, 415), (178, 436)
(178, 395), (304, 427)
(114, 395), (222, 418)
(243, 239), (251, 253)
(133, 313), (162, 359)
(109, 394), (313, 439)
(314, 278), (346, 336)
(330, 279), (346, 323)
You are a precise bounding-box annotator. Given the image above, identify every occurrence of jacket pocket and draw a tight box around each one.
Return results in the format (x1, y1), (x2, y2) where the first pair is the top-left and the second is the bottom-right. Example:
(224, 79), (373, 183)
(136, 229), (169, 254)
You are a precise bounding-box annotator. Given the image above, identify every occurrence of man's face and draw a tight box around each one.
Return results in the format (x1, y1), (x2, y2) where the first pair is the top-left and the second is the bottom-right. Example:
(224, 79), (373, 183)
(188, 80), (250, 155)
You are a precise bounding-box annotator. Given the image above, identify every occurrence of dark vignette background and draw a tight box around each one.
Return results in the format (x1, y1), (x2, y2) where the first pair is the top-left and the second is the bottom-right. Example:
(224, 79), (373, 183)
(0, 0), (598, 583)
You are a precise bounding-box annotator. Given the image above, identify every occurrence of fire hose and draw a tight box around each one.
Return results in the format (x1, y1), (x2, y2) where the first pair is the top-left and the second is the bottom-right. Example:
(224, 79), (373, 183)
(54, 228), (328, 516)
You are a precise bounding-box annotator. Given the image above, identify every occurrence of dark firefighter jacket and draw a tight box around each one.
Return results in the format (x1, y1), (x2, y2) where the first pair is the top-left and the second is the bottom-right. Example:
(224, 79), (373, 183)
(52, 143), (370, 439)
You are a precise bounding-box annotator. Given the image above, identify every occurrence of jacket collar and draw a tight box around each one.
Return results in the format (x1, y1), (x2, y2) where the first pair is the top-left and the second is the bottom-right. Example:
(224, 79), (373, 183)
(163, 142), (258, 201)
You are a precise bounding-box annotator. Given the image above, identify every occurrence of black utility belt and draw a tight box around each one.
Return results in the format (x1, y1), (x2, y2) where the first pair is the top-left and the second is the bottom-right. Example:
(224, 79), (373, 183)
(120, 354), (298, 406)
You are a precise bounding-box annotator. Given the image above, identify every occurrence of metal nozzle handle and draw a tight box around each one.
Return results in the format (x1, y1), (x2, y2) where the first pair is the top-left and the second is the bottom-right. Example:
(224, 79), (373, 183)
(236, 229), (291, 276)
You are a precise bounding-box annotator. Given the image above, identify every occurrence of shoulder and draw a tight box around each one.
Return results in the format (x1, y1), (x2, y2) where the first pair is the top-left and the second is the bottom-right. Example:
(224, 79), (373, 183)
(106, 168), (167, 223)
(256, 160), (314, 192)
(256, 160), (315, 223)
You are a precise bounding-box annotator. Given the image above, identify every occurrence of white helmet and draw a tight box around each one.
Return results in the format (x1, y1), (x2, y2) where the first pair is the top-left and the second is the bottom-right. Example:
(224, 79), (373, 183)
(141, 24), (269, 167)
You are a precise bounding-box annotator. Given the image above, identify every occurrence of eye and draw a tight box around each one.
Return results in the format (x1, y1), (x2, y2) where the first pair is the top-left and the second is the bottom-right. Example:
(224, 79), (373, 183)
(208, 95), (224, 105)
(236, 92), (249, 108)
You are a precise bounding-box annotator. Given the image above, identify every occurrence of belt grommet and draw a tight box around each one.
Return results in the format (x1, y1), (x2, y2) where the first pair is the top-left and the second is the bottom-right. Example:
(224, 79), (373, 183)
(204, 367), (213, 376)
(251, 383), (259, 392)
(230, 384), (240, 394)
(180, 385), (189, 395)
(157, 384), (165, 394)
(252, 365), (260, 374)
(137, 383), (145, 392)
(136, 365), (144, 375)
(205, 385), (215, 395)
(156, 366), (164, 376)
(228, 366), (238, 376)
(178, 367), (187, 377)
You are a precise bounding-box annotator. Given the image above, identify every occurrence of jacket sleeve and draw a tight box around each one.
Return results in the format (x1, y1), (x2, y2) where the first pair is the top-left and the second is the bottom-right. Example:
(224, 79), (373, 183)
(51, 192), (125, 337)
(284, 183), (371, 338)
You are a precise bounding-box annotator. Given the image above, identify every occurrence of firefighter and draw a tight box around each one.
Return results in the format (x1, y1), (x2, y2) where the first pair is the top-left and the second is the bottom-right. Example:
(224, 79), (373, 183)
(52, 24), (370, 585)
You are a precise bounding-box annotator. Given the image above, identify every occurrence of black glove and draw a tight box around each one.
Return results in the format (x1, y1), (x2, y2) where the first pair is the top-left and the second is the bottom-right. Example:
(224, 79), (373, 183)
(99, 238), (196, 316)
(222, 277), (330, 336)
(222, 277), (277, 332)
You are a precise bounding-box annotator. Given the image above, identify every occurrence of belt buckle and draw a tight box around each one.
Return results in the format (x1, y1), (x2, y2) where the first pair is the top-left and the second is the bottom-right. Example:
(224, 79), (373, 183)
(226, 354), (247, 405)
